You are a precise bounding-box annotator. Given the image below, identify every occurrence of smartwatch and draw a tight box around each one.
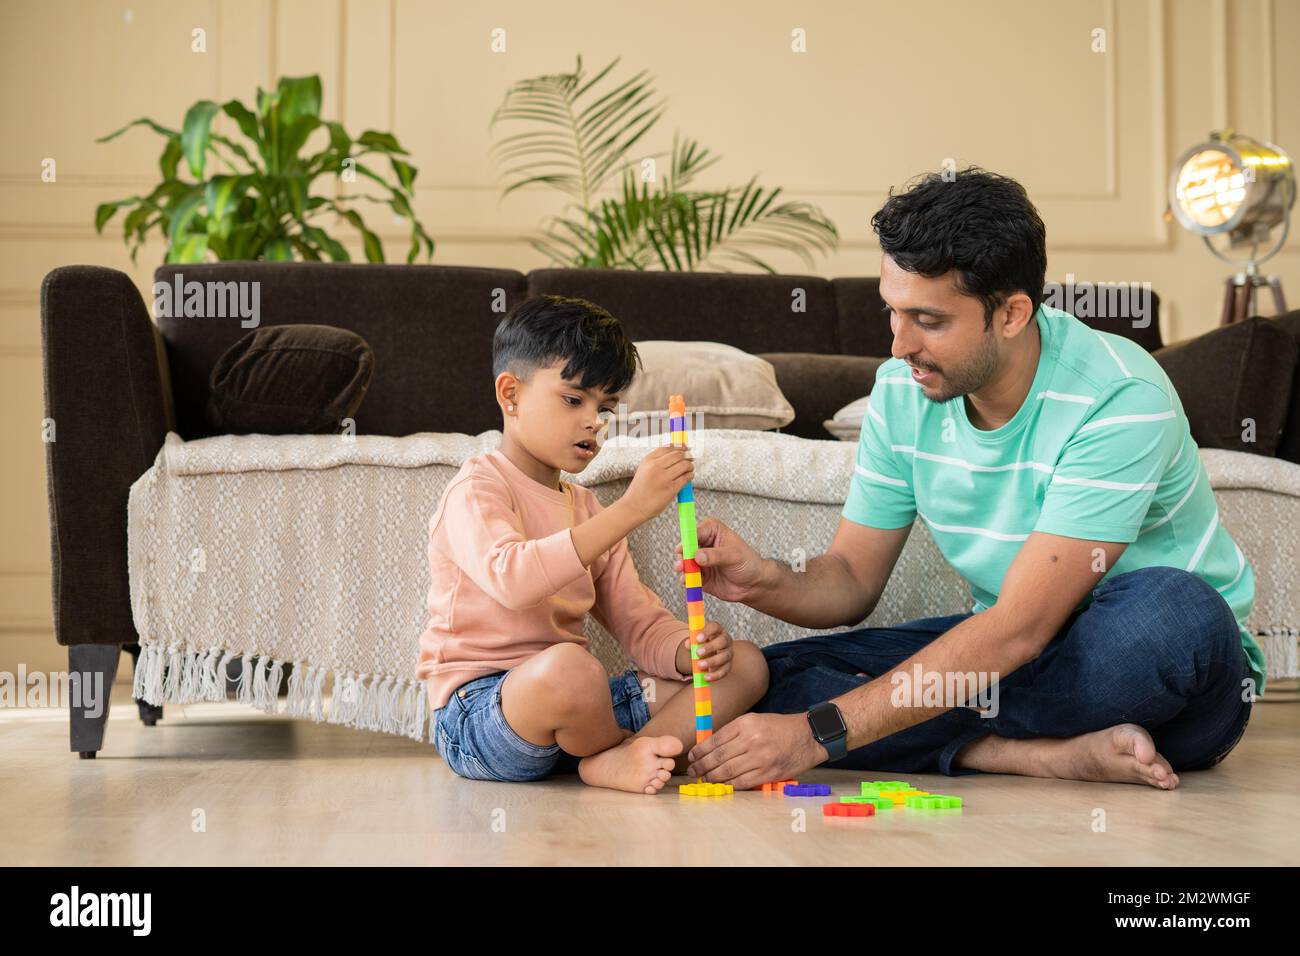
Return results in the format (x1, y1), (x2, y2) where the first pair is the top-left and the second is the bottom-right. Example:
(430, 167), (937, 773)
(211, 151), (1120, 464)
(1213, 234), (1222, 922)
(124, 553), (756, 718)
(806, 701), (848, 762)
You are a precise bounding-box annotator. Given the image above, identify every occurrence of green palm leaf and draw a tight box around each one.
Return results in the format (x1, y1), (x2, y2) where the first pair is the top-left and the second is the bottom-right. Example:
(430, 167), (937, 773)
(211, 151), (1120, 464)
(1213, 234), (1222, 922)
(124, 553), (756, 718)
(494, 59), (837, 272)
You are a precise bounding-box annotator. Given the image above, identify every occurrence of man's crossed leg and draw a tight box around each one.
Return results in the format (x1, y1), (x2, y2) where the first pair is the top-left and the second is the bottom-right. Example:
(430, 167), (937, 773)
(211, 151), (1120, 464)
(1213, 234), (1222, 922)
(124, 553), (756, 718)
(755, 566), (1253, 789)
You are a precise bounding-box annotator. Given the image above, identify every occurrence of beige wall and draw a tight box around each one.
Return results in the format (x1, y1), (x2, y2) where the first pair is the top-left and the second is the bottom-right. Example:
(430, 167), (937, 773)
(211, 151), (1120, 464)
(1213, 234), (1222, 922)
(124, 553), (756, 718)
(2, 0), (1297, 676)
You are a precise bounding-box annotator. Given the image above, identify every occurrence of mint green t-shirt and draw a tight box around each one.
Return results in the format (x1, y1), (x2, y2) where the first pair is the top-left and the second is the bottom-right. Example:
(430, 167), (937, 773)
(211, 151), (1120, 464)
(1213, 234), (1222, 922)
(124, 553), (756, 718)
(843, 304), (1265, 695)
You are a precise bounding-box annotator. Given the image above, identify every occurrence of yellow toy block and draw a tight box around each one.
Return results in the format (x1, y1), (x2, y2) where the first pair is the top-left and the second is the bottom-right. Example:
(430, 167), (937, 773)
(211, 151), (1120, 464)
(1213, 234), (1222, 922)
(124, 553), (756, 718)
(695, 699), (712, 717)
(684, 572), (703, 588)
(679, 782), (732, 796)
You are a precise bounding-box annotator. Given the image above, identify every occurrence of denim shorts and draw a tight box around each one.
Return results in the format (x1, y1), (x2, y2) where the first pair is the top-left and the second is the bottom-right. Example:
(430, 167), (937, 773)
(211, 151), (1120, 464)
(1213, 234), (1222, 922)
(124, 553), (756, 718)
(432, 668), (651, 782)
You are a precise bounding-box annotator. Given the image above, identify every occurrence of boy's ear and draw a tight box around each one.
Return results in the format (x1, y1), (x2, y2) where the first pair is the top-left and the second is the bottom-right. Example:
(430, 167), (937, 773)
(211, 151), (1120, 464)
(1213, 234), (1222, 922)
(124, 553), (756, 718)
(495, 371), (519, 413)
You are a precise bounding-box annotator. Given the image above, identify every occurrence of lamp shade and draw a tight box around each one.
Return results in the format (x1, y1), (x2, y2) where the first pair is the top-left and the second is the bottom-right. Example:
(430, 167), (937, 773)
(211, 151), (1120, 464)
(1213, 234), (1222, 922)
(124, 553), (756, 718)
(1168, 131), (1294, 248)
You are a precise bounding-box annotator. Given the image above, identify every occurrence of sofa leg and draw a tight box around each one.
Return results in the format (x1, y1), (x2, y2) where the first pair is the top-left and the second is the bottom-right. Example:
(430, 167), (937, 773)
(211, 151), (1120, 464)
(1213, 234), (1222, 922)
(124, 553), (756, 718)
(123, 642), (163, 725)
(68, 644), (120, 758)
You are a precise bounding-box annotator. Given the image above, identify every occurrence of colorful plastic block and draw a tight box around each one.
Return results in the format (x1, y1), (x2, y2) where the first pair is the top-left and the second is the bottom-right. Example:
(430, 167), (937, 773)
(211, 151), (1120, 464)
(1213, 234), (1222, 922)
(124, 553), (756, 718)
(678, 782), (733, 796)
(904, 794), (963, 809)
(670, 394), (712, 745)
(752, 779), (799, 792)
(783, 783), (832, 797)
(845, 796), (895, 810)
(860, 781), (929, 802)
(824, 802), (875, 818)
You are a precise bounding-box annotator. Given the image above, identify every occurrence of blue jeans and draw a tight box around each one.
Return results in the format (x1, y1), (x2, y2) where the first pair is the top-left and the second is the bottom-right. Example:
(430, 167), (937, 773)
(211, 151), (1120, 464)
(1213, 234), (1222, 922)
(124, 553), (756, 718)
(433, 668), (651, 782)
(755, 567), (1253, 776)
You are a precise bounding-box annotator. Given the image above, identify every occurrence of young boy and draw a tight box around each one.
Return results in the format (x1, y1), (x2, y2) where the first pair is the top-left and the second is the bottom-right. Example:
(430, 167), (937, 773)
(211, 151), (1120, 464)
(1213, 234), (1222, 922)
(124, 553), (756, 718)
(417, 294), (770, 793)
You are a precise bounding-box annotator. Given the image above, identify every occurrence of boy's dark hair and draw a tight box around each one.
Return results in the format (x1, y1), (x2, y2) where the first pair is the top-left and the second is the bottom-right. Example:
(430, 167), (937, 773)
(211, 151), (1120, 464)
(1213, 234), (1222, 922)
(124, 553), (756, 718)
(492, 294), (640, 395)
(871, 166), (1047, 327)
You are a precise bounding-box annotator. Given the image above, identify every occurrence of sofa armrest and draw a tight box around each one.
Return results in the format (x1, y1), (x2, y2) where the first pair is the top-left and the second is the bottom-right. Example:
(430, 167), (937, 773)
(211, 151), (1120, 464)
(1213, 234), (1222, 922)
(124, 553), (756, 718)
(759, 353), (884, 440)
(41, 266), (173, 646)
(1200, 447), (1300, 497)
(1200, 449), (1300, 681)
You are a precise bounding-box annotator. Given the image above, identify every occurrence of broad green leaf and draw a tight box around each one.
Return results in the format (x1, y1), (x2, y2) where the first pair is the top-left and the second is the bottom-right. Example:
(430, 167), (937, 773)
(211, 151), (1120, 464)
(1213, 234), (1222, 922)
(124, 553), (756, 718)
(390, 157), (416, 192)
(275, 75), (322, 127)
(96, 117), (179, 143)
(357, 130), (405, 154)
(168, 232), (209, 263)
(262, 237), (295, 260)
(221, 99), (260, 142)
(159, 138), (183, 180)
(181, 100), (221, 179)
(94, 198), (137, 233)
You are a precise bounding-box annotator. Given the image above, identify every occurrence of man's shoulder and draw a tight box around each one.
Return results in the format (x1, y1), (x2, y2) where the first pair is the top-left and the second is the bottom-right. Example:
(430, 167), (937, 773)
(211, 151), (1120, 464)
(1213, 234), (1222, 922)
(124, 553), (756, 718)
(1044, 306), (1175, 408)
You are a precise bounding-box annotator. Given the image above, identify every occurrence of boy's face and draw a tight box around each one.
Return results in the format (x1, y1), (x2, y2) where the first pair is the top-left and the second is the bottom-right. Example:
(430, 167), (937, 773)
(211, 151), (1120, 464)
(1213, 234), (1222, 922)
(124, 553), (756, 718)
(499, 361), (620, 473)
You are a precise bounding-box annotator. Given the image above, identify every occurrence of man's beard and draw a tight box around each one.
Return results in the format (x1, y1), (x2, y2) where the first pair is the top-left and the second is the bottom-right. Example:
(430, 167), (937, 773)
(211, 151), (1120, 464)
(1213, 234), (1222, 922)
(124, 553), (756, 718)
(915, 330), (1000, 404)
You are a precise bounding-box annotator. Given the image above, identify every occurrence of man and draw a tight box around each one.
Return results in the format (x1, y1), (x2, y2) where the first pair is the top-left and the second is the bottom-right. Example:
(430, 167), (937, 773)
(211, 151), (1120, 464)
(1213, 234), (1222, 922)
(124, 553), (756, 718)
(680, 168), (1263, 791)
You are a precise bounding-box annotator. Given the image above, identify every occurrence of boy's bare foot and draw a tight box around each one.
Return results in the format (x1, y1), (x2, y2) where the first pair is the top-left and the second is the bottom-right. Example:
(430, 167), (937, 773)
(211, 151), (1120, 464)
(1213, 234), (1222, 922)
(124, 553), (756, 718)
(578, 735), (683, 794)
(960, 723), (1180, 789)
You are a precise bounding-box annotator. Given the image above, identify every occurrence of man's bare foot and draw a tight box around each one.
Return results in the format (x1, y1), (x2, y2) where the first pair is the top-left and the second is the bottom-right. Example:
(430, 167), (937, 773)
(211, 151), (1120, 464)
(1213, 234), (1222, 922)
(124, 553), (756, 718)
(968, 723), (1180, 789)
(578, 735), (683, 794)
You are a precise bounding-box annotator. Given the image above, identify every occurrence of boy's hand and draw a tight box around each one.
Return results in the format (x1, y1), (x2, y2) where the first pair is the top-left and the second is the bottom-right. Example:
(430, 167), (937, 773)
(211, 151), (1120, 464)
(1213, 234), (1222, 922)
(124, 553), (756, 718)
(675, 621), (735, 682)
(622, 445), (694, 523)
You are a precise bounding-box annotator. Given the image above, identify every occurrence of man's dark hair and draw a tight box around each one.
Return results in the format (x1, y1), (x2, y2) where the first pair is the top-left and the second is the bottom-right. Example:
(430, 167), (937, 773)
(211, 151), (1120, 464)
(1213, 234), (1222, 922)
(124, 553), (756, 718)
(871, 166), (1047, 327)
(492, 294), (640, 394)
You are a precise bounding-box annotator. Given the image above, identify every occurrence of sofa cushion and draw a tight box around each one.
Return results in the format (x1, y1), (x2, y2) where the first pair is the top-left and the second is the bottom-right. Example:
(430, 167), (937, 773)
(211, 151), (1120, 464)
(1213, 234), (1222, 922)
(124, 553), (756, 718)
(206, 324), (374, 435)
(824, 394), (871, 441)
(527, 268), (840, 354)
(759, 353), (884, 439)
(618, 341), (794, 431)
(1270, 310), (1300, 466)
(155, 262), (528, 439)
(1153, 316), (1298, 456)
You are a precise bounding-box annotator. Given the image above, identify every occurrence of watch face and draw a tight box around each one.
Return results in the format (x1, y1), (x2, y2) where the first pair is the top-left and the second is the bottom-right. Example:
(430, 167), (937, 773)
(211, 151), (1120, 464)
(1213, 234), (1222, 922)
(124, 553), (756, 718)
(809, 705), (844, 739)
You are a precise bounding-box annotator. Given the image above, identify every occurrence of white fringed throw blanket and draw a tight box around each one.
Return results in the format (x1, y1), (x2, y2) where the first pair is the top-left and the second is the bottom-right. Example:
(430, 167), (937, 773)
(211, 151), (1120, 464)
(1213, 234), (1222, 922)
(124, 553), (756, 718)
(128, 431), (1300, 742)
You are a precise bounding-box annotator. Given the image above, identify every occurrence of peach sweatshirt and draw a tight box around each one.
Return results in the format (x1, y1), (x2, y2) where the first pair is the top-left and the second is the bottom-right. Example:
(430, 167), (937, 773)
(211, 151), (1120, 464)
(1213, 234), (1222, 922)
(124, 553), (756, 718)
(416, 448), (692, 711)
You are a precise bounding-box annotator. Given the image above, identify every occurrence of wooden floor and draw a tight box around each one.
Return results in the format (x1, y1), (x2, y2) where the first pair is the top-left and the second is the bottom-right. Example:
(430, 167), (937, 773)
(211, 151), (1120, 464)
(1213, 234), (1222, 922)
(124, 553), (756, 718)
(2, 682), (1297, 866)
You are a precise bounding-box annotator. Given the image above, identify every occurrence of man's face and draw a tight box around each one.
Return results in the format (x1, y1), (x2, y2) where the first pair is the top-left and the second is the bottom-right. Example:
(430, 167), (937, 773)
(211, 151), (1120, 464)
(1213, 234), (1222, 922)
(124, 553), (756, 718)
(510, 361), (618, 473)
(879, 255), (1001, 404)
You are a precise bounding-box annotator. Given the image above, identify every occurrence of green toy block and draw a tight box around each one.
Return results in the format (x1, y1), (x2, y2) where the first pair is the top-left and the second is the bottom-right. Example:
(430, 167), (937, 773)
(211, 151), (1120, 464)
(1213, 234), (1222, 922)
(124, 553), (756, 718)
(861, 780), (913, 793)
(904, 794), (963, 809)
(840, 795), (894, 810)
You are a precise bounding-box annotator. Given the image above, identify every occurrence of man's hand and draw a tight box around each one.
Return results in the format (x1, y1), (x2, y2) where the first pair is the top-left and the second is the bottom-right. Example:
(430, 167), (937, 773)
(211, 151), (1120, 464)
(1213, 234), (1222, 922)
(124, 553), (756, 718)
(674, 517), (768, 604)
(685, 712), (828, 789)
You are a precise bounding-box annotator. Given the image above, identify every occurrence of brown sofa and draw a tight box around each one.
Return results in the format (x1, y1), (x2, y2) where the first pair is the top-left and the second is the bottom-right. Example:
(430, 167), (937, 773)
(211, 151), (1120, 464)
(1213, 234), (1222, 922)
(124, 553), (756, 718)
(39, 262), (1300, 755)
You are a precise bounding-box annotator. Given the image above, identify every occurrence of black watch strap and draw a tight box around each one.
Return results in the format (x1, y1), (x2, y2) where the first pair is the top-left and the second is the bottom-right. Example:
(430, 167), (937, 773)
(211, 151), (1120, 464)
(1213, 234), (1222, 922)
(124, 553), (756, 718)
(806, 702), (848, 762)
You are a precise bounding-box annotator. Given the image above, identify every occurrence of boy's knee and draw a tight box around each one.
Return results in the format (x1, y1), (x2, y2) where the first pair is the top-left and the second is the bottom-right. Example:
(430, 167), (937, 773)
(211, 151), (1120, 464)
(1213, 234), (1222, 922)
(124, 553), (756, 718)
(728, 640), (771, 695)
(524, 643), (609, 709)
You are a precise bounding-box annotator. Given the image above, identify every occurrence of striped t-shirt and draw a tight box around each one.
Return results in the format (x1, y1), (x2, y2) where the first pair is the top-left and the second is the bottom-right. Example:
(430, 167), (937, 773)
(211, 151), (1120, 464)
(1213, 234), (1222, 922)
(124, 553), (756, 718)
(844, 304), (1265, 695)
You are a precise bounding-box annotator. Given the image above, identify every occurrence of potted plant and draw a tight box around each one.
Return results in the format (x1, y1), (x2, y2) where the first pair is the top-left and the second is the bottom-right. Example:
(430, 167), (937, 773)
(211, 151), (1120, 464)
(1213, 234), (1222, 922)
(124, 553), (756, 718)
(94, 74), (434, 264)
(491, 55), (838, 272)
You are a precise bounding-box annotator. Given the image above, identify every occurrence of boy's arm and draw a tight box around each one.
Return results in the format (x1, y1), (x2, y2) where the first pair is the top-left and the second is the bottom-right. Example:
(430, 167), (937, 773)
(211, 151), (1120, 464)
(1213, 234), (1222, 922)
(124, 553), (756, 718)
(438, 476), (589, 610)
(588, 524), (692, 682)
(570, 496), (645, 568)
